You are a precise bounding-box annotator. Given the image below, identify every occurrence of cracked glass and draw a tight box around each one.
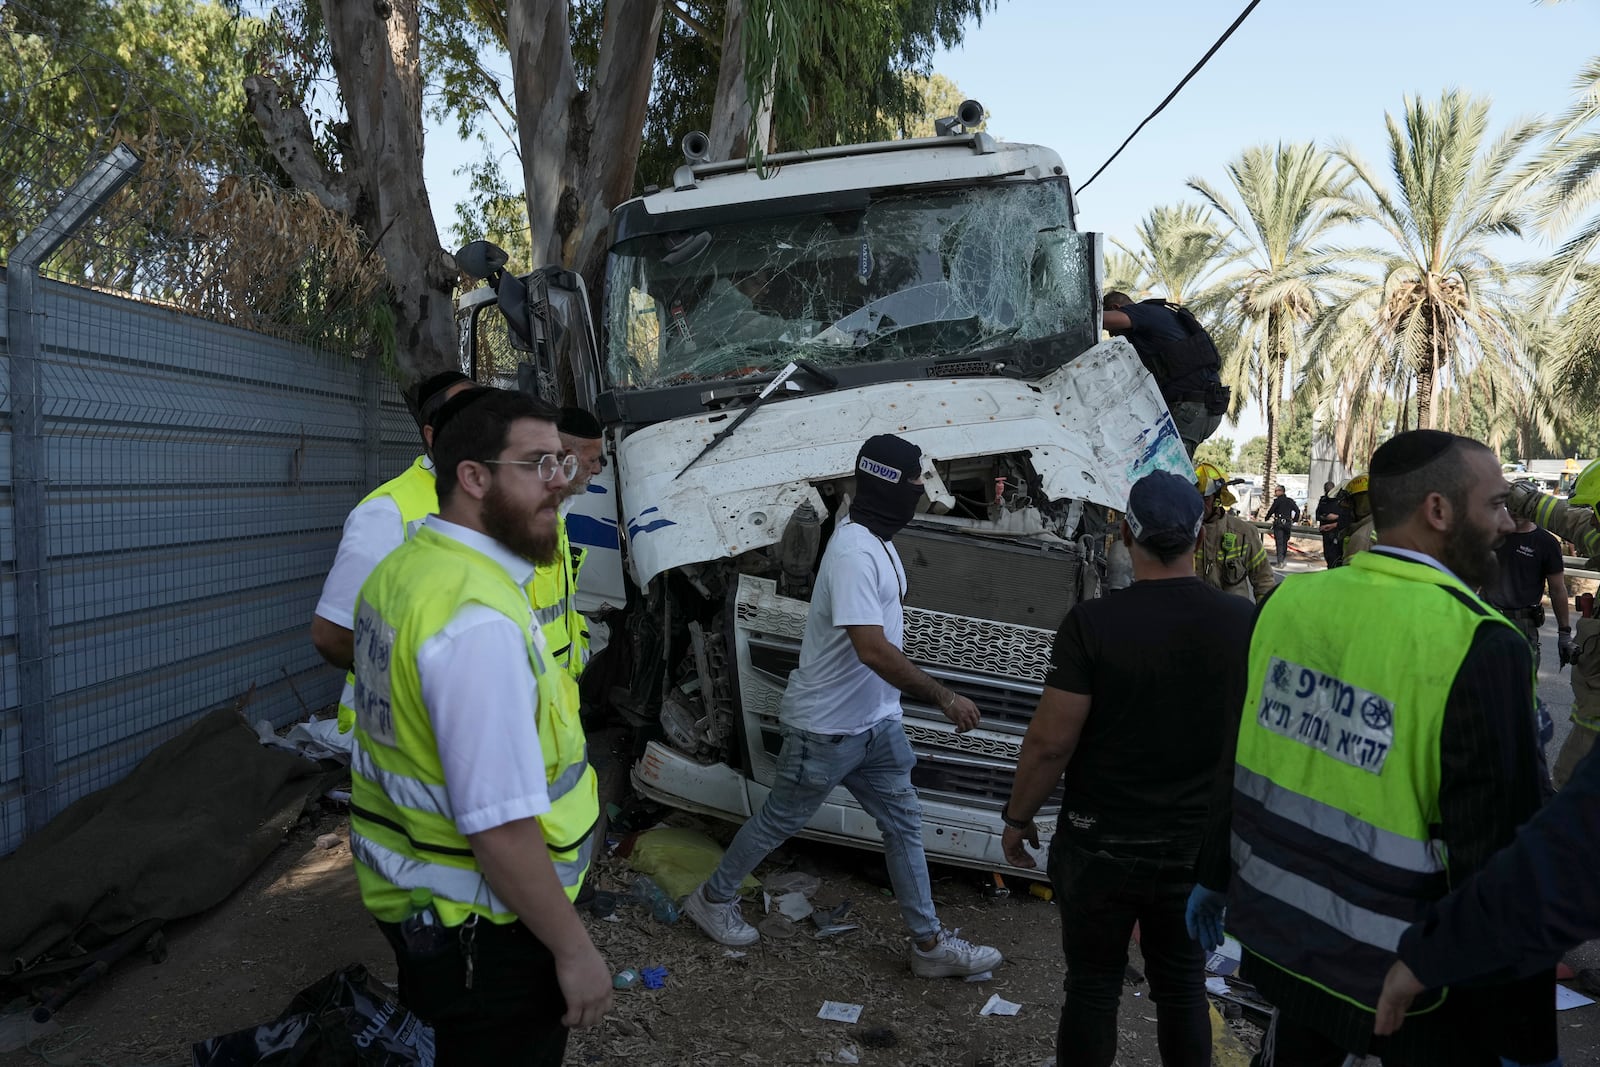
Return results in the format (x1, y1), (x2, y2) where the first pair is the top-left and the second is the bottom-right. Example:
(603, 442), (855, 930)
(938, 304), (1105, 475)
(604, 179), (1091, 389)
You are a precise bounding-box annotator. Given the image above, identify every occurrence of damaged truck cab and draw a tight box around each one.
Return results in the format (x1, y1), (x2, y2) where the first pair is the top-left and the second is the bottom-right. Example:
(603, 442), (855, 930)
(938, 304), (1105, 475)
(459, 115), (1192, 874)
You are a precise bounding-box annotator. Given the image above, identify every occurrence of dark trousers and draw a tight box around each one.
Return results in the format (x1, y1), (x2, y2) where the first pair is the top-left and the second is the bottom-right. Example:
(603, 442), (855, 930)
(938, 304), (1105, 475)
(1273, 527), (1290, 565)
(377, 917), (569, 1067)
(1321, 533), (1342, 568)
(1048, 840), (1210, 1067)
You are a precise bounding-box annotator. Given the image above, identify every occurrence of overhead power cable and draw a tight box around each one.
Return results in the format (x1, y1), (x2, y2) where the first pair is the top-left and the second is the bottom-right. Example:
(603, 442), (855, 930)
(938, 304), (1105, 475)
(1075, 0), (1265, 196)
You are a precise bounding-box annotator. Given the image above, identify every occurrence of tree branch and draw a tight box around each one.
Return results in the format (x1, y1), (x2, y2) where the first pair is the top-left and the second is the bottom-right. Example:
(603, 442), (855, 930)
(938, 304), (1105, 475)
(243, 74), (353, 217)
(665, 0), (716, 47)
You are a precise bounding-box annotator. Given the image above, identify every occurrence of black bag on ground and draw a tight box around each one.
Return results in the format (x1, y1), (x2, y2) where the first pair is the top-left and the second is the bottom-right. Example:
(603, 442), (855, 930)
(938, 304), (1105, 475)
(191, 964), (434, 1067)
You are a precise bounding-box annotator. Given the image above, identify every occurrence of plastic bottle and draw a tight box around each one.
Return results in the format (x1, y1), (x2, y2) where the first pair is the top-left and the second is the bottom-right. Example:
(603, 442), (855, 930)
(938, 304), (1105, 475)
(629, 875), (680, 923)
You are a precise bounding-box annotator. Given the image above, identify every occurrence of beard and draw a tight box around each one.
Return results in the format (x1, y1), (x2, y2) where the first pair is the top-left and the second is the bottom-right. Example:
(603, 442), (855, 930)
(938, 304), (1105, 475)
(1439, 514), (1500, 591)
(481, 478), (561, 566)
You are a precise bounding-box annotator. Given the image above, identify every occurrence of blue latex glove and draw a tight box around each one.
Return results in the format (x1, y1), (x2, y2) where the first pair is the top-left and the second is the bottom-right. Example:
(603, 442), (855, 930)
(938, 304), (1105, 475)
(1185, 885), (1227, 953)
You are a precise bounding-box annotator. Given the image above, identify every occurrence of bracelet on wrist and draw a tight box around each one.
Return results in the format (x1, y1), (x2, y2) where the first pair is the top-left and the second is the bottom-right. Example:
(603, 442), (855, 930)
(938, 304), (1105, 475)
(1000, 804), (1033, 831)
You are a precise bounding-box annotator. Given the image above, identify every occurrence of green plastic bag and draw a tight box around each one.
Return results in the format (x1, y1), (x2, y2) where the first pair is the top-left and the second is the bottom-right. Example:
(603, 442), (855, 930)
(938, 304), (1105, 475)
(628, 827), (762, 899)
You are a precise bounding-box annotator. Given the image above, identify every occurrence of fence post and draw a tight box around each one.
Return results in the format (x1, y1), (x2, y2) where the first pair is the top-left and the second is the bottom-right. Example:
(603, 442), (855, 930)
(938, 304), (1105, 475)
(7, 146), (141, 834)
(360, 355), (382, 489)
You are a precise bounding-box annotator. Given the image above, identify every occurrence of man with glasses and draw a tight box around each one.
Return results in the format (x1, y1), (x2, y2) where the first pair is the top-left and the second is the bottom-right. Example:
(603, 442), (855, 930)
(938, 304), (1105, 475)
(313, 370), (476, 733)
(349, 387), (606, 1064)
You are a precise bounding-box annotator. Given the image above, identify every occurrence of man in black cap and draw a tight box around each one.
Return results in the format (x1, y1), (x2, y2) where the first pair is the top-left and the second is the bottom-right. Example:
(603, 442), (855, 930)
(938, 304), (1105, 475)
(684, 434), (1004, 980)
(1000, 470), (1255, 1067)
(1188, 430), (1553, 1067)
(312, 370), (476, 731)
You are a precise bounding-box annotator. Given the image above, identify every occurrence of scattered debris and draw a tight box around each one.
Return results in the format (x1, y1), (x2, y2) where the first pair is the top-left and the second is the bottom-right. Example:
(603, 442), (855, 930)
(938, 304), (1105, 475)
(855, 1025), (898, 1048)
(981, 873), (1010, 899)
(314, 834), (341, 851)
(964, 971), (993, 983)
(759, 914), (799, 939)
(1558, 985), (1595, 1011)
(775, 892), (815, 921)
(722, 949), (746, 959)
(629, 827), (758, 899)
(812, 900), (858, 938)
(640, 966), (669, 990)
(763, 871), (822, 897)
(613, 969), (639, 990)
(1027, 883), (1053, 902)
(1205, 977), (1231, 996)
(818, 1001), (864, 1024)
(979, 994), (1022, 1017)
(835, 1046), (861, 1064)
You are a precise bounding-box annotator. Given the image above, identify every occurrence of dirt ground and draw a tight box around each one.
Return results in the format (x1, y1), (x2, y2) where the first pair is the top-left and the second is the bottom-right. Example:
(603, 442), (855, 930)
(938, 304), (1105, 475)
(0, 798), (1263, 1067)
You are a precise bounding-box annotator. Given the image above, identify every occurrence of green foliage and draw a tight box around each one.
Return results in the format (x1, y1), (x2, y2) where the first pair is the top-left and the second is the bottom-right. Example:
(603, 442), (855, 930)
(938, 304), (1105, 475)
(1276, 402), (1314, 474)
(1235, 436), (1267, 474)
(1193, 436), (1234, 472)
(892, 72), (977, 138)
(1109, 202), (1236, 311)
(743, 0), (994, 166)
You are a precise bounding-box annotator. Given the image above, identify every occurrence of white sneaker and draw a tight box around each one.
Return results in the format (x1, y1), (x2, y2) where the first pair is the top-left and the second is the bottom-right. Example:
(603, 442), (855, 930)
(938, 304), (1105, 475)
(683, 883), (759, 947)
(909, 927), (1003, 978)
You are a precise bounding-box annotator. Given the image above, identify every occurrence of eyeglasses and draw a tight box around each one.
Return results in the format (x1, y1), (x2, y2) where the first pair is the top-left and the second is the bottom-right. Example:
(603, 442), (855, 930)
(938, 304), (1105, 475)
(482, 454), (580, 482)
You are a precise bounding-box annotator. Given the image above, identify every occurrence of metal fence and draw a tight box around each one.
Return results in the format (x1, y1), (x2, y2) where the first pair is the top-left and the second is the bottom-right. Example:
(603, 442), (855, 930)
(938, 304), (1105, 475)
(0, 273), (416, 855)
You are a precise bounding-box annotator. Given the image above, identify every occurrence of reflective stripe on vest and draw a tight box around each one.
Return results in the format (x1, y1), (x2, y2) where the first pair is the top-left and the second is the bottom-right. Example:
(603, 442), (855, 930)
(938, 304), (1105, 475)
(1227, 550), (1526, 1014)
(529, 518), (587, 678)
(349, 526), (598, 925)
(337, 457), (438, 734)
(1233, 765), (1444, 876)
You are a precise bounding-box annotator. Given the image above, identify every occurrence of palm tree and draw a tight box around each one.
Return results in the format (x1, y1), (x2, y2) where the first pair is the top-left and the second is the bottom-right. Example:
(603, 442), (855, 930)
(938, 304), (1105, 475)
(1188, 143), (1360, 500)
(1308, 91), (1540, 435)
(1110, 202), (1236, 312)
(1102, 248), (1147, 297)
(1521, 57), (1600, 410)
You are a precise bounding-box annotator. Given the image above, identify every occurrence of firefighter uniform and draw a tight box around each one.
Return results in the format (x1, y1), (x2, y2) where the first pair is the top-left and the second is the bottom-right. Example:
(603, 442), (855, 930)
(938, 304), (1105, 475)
(1193, 463), (1276, 601)
(1511, 462), (1600, 788)
(1340, 475), (1377, 565)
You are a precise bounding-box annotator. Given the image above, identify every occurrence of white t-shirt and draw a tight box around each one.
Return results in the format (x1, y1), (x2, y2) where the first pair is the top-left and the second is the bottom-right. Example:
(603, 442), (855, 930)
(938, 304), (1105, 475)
(780, 519), (907, 735)
(413, 516), (551, 836)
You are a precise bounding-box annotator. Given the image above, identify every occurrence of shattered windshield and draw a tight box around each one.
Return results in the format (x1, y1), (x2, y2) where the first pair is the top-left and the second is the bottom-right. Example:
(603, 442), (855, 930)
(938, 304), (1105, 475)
(603, 180), (1091, 389)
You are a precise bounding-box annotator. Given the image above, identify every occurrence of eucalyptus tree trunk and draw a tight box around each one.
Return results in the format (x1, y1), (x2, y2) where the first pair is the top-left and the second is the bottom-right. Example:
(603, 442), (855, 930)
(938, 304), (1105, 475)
(706, 0), (774, 160)
(245, 0), (459, 379)
(508, 0), (664, 295)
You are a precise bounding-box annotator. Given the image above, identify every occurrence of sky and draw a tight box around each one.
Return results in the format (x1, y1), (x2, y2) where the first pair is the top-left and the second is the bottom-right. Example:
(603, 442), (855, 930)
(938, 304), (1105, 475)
(422, 0), (1600, 446)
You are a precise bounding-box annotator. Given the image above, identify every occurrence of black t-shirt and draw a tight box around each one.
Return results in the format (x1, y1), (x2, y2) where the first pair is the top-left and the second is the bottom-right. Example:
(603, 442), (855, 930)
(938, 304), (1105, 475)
(1044, 576), (1255, 857)
(1488, 528), (1563, 610)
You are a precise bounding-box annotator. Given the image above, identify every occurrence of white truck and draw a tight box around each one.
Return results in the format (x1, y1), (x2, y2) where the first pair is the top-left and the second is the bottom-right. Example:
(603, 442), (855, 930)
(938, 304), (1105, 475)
(458, 104), (1191, 874)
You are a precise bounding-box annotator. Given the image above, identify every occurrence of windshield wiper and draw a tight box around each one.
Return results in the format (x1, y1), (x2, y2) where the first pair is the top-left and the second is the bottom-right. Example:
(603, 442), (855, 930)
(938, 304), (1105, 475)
(674, 360), (836, 479)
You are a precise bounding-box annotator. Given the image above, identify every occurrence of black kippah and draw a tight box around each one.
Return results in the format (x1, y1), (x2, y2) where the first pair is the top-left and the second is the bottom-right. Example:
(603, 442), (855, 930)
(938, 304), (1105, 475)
(558, 406), (603, 440)
(1371, 429), (1459, 478)
(429, 386), (495, 442)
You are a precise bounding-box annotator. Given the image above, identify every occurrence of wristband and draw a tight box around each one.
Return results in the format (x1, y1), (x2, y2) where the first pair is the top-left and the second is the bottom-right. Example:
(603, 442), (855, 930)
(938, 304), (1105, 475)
(1001, 805), (1033, 831)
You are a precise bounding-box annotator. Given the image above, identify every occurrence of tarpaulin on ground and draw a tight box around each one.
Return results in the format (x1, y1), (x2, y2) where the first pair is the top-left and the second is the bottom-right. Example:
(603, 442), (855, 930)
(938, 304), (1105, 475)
(0, 705), (335, 975)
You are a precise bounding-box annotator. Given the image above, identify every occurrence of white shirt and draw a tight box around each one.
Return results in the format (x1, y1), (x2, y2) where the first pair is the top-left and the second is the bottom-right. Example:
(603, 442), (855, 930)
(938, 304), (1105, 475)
(781, 519), (908, 735)
(1370, 545), (1455, 579)
(414, 516), (551, 836)
(314, 457), (434, 629)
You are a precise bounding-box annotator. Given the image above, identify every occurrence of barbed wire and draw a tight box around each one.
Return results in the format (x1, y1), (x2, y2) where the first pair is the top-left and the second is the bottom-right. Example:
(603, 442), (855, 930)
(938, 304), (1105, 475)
(0, 1), (391, 356)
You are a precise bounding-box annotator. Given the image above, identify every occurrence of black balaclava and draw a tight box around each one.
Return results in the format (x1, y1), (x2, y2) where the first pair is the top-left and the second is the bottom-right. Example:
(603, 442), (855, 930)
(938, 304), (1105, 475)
(849, 434), (924, 539)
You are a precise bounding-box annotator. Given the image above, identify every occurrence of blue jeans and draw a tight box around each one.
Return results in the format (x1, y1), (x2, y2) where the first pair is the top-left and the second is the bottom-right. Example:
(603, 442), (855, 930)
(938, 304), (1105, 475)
(704, 718), (939, 941)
